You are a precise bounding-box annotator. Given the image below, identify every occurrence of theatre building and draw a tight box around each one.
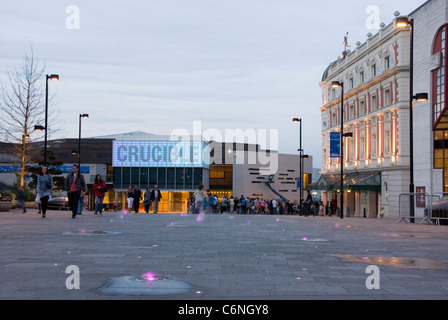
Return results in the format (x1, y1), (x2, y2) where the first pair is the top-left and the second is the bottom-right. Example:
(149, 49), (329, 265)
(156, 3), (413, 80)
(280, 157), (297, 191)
(318, 14), (411, 218)
(0, 131), (313, 213)
(110, 132), (209, 212)
(317, 0), (448, 218)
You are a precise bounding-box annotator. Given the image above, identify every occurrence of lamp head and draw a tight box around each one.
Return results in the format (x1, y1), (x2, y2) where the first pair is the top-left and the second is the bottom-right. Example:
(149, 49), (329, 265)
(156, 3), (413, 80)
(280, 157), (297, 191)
(292, 118), (301, 123)
(395, 16), (410, 28)
(48, 74), (59, 81)
(414, 93), (428, 102)
(80, 114), (89, 119)
(34, 125), (45, 132)
(332, 81), (342, 88)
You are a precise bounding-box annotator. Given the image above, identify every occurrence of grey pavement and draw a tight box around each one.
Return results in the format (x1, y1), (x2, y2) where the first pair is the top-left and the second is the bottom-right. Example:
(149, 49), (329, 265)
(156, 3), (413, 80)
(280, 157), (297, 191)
(1, 207), (448, 300)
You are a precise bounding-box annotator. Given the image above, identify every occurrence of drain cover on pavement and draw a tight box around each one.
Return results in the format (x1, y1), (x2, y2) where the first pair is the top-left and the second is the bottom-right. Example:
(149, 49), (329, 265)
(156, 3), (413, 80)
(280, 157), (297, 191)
(100, 274), (192, 296)
(63, 230), (121, 236)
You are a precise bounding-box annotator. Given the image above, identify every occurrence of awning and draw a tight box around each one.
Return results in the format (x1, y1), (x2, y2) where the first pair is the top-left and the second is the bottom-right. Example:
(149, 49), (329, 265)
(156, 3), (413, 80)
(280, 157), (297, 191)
(306, 171), (381, 193)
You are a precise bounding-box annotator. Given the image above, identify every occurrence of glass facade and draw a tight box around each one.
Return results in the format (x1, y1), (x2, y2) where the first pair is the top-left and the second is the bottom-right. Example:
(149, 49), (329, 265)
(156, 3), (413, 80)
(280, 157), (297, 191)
(113, 167), (203, 190)
(112, 140), (208, 191)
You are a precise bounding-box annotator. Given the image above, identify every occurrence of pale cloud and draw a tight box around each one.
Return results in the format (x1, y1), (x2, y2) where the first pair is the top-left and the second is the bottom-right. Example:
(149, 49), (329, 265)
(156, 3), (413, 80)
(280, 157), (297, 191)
(0, 0), (426, 168)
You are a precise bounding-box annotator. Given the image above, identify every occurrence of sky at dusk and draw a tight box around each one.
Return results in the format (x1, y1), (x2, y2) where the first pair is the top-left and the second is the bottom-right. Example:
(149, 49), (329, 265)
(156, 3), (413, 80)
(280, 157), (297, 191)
(0, 0), (427, 167)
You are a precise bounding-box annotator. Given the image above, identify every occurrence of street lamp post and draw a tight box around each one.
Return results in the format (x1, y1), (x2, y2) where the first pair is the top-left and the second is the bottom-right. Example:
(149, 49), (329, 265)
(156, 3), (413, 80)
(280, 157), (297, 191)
(293, 118), (303, 211)
(331, 81), (349, 219)
(396, 16), (429, 223)
(34, 74), (59, 166)
(78, 114), (89, 167)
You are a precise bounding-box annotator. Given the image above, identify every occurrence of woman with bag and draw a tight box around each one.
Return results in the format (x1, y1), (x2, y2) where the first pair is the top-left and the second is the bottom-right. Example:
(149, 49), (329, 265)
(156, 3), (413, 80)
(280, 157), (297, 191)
(126, 185), (134, 212)
(93, 174), (107, 215)
(37, 166), (53, 218)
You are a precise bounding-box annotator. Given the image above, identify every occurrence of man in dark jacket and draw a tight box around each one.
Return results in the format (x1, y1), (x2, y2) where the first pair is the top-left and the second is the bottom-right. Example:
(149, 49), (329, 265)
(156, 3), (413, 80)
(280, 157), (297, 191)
(149, 185), (162, 213)
(64, 164), (86, 218)
(133, 185), (142, 213)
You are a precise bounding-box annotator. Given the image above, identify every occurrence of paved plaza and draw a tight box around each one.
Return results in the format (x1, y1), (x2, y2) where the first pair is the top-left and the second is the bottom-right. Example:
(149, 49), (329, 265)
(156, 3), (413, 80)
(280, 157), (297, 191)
(1, 207), (448, 300)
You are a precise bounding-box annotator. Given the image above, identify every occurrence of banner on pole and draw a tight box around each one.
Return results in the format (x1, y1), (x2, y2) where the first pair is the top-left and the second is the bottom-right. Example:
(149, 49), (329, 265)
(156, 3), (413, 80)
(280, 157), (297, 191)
(330, 132), (341, 158)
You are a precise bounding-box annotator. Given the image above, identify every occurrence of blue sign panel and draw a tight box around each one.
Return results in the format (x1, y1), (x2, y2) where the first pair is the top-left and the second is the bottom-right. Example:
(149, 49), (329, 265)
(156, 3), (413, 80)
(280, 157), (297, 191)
(330, 132), (341, 158)
(112, 140), (209, 168)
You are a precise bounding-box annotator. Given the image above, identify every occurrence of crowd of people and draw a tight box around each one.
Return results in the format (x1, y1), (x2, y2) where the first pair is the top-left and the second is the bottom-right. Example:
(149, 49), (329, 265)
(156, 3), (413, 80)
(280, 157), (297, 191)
(187, 189), (335, 217)
(21, 169), (340, 218)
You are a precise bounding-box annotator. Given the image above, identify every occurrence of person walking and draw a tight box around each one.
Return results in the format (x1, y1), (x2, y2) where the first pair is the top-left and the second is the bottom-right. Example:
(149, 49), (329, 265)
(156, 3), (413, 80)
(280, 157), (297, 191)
(37, 166), (53, 218)
(126, 185), (134, 212)
(229, 196), (235, 213)
(150, 185), (162, 213)
(143, 187), (152, 213)
(16, 186), (27, 213)
(93, 174), (107, 215)
(193, 183), (208, 214)
(221, 196), (227, 213)
(133, 185), (142, 213)
(64, 164), (86, 219)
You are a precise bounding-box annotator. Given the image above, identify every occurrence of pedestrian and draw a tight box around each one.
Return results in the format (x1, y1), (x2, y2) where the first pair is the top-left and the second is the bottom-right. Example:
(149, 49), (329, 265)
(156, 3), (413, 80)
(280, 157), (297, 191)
(143, 187), (152, 213)
(319, 201), (325, 216)
(16, 185), (27, 213)
(126, 185), (134, 212)
(77, 185), (86, 215)
(37, 166), (53, 218)
(193, 183), (208, 213)
(271, 199), (278, 215)
(221, 196), (227, 213)
(240, 195), (246, 214)
(150, 184), (162, 213)
(64, 164), (86, 219)
(93, 174), (107, 215)
(380, 207), (385, 218)
(133, 185), (142, 213)
(229, 196), (235, 213)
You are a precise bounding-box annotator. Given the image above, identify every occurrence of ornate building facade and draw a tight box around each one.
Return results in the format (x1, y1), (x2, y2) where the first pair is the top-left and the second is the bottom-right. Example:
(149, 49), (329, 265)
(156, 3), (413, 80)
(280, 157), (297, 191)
(318, 16), (411, 218)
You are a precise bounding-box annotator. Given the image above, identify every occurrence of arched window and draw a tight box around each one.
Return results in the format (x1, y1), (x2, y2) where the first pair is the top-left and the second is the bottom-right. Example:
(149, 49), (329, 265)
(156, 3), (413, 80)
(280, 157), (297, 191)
(433, 25), (447, 127)
(432, 25), (448, 192)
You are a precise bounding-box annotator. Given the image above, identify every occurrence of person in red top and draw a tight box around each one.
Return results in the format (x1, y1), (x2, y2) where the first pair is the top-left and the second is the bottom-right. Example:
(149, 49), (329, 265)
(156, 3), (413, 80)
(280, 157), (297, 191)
(93, 174), (107, 215)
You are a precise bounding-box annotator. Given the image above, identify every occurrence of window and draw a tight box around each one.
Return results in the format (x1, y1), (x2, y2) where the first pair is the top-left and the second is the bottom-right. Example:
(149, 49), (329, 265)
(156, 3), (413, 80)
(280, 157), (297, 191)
(350, 77), (354, 89)
(349, 104), (354, 119)
(372, 134), (377, 157)
(332, 112), (337, 127)
(385, 131), (391, 154)
(360, 137), (365, 159)
(360, 71), (365, 84)
(433, 27), (446, 125)
(384, 56), (391, 70)
(384, 89), (391, 107)
(360, 100), (366, 116)
(371, 64), (377, 77)
(371, 95), (377, 111)
(432, 25), (448, 192)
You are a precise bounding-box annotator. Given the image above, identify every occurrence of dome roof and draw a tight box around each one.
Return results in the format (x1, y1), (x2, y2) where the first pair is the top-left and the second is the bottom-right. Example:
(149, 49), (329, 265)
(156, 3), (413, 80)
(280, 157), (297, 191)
(322, 61), (338, 81)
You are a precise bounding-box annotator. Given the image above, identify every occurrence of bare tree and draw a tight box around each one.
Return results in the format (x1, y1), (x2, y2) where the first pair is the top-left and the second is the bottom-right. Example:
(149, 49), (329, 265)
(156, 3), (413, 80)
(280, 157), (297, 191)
(0, 46), (60, 187)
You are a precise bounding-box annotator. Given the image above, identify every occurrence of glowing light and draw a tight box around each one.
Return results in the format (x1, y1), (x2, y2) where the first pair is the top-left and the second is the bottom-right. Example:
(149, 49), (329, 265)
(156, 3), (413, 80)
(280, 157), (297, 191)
(276, 217), (280, 222)
(302, 237), (308, 241)
(196, 211), (205, 222)
(142, 272), (157, 281)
